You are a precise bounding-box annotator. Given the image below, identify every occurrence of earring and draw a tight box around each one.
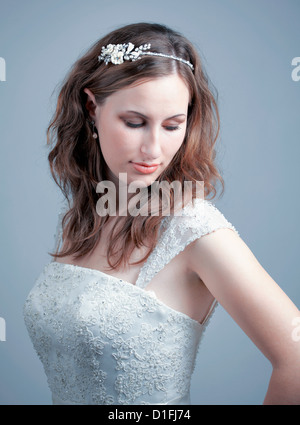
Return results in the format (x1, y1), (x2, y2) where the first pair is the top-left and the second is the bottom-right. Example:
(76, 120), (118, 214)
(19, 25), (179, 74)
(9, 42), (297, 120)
(90, 120), (98, 139)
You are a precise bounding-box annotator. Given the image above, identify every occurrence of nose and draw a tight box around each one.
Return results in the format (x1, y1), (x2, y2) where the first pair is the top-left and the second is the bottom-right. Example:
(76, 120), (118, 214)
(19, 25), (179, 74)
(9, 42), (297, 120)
(140, 126), (161, 159)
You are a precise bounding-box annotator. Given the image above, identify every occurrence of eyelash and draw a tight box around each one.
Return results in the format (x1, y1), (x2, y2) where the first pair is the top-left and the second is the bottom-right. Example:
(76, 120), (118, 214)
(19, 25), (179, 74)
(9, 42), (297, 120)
(125, 121), (181, 131)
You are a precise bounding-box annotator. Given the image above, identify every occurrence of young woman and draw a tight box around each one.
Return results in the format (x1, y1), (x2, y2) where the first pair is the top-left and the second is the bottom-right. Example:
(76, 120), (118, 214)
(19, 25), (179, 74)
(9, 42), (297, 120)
(24, 22), (300, 405)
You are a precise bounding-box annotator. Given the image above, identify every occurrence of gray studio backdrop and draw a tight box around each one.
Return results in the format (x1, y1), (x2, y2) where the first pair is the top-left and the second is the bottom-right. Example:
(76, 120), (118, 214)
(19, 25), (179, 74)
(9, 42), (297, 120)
(0, 0), (299, 405)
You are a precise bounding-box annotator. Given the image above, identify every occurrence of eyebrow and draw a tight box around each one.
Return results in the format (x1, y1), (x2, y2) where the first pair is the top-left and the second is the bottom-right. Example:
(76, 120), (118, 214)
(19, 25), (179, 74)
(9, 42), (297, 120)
(125, 110), (187, 120)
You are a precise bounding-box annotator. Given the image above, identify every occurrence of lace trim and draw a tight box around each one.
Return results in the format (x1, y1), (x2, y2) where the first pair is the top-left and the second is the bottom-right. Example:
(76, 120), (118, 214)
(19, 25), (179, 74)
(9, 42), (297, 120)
(51, 199), (238, 326)
(136, 198), (239, 289)
(49, 261), (204, 329)
(24, 264), (203, 404)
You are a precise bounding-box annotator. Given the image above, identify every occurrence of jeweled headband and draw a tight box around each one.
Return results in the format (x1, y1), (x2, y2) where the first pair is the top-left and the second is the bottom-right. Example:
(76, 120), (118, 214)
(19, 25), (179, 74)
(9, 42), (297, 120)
(98, 42), (194, 71)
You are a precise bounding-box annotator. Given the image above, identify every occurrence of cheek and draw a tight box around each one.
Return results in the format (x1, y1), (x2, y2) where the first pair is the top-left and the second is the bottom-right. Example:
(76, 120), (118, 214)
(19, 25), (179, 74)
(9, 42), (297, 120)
(99, 126), (141, 166)
(115, 129), (139, 152)
(166, 133), (185, 156)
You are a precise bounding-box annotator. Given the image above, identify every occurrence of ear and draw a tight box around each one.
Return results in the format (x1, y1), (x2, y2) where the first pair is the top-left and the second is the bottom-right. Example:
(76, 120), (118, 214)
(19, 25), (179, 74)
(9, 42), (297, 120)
(83, 88), (97, 120)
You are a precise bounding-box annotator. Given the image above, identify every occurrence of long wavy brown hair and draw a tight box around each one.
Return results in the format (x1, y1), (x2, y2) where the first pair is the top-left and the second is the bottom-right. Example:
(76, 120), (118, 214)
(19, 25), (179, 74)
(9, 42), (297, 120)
(47, 22), (224, 270)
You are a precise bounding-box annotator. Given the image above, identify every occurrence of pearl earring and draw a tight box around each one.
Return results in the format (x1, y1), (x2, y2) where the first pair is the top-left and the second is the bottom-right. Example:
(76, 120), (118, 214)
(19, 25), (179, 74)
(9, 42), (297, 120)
(90, 120), (98, 139)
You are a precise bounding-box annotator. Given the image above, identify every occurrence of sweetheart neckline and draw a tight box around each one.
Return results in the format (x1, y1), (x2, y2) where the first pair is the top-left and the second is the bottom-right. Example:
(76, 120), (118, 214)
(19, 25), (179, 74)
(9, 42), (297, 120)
(49, 261), (205, 329)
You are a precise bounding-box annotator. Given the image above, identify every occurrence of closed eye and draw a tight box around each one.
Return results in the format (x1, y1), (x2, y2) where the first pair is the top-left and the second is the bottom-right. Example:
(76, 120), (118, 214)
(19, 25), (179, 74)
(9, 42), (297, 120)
(125, 121), (181, 131)
(164, 125), (181, 131)
(125, 121), (144, 129)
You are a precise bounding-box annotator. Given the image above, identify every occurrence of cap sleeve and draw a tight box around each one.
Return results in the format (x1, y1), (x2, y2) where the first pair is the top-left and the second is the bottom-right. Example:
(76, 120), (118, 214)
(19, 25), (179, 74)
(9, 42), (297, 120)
(136, 198), (239, 288)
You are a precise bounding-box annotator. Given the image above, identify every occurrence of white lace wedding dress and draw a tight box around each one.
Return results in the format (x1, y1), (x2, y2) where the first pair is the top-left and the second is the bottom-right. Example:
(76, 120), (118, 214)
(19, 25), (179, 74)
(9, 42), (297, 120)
(23, 198), (239, 405)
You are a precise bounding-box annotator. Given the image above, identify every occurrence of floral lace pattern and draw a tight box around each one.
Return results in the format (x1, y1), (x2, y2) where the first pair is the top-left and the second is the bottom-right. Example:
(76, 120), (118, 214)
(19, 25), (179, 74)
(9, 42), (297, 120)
(24, 263), (202, 404)
(136, 198), (239, 288)
(24, 198), (239, 405)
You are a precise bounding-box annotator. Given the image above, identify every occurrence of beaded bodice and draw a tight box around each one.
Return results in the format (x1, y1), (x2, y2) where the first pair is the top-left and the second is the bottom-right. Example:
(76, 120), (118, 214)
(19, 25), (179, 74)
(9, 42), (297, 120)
(24, 198), (239, 405)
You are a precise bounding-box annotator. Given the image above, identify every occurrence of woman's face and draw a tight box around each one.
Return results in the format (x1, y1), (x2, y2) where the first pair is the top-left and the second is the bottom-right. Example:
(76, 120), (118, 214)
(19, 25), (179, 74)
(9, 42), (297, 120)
(86, 74), (190, 188)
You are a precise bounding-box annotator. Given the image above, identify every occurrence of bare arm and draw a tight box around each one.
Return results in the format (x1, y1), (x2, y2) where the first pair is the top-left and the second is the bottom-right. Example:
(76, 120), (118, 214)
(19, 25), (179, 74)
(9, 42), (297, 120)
(187, 228), (300, 405)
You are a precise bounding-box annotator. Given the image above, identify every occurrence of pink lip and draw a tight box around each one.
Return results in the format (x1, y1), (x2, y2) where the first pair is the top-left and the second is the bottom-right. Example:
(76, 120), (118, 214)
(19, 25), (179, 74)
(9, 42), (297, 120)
(131, 162), (160, 174)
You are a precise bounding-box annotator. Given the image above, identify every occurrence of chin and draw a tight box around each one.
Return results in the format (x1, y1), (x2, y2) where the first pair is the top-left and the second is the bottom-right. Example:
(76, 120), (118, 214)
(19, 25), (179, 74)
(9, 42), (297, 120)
(128, 177), (155, 189)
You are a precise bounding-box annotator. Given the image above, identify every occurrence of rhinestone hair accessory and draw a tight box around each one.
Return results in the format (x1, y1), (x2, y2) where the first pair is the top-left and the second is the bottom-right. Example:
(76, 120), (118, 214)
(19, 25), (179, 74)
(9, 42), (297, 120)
(98, 42), (194, 71)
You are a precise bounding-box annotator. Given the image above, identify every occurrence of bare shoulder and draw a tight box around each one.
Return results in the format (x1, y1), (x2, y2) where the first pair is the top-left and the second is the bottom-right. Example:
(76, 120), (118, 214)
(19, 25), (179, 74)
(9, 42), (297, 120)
(187, 227), (254, 283)
(186, 228), (300, 368)
(188, 226), (246, 262)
